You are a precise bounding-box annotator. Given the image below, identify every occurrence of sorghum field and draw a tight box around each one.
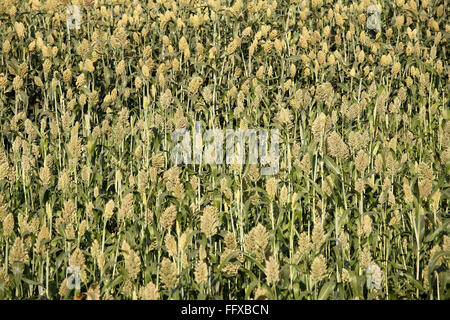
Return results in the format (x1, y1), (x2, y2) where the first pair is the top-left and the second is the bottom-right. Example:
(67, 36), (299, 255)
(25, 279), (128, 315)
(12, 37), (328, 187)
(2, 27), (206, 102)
(0, 0), (448, 300)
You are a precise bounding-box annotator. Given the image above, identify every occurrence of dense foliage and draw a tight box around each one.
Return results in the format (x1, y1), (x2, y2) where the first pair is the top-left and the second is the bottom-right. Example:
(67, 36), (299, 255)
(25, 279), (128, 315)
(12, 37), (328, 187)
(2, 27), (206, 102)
(0, 0), (448, 300)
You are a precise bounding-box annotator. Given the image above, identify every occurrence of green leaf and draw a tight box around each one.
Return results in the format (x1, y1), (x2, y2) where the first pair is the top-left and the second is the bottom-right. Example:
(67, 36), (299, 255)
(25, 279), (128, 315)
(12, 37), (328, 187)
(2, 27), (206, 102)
(424, 220), (450, 242)
(323, 155), (341, 175)
(401, 272), (425, 292)
(318, 281), (335, 300)
(22, 278), (43, 286)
